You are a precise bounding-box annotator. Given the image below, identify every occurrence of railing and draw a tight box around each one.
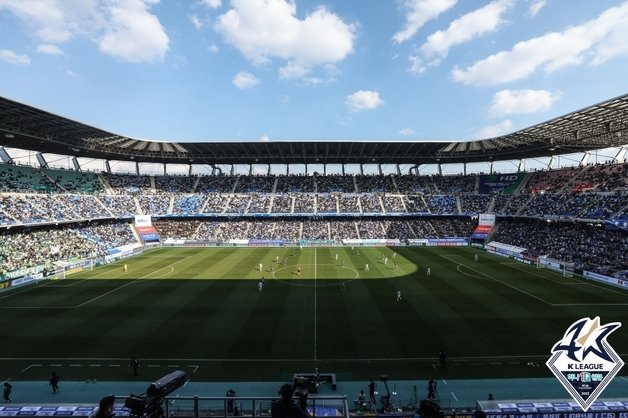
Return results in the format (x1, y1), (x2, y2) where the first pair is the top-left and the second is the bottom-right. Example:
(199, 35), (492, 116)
(113, 395), (351, 418)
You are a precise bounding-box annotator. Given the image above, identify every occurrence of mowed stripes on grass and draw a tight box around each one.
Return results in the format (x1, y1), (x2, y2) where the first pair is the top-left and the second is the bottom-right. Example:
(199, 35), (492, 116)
(0, 246), (627, 382)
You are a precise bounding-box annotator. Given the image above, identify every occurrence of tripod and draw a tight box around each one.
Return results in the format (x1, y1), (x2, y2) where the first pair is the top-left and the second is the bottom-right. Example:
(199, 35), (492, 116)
(407, 385), (418, 409)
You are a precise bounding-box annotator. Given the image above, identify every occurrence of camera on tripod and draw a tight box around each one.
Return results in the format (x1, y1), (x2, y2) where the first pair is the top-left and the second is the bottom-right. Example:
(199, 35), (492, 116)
(124, 370), (187, 418)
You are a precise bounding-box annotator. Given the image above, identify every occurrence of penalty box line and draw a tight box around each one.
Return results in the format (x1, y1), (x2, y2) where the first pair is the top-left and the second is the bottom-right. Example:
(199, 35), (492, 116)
(73, 256), (192, 309)
(440, 255), (555, 306)
(444, 255), (628, 307)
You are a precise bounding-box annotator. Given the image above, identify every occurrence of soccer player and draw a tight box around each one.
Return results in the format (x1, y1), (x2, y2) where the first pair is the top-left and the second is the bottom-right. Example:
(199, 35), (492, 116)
(335, 252), (338, 260)
(257, 280), (263, 292)
(396, 290), (402, 302)
(392, 252), (396, 259)
(123, 264), (127, 272)
(341, 259), (345, 267)
(426, 266), (431, 276)
(394, 261), (398, 270)
(474, 253), (479, 262)
(364, 263), (369, 272)
(259, 263), (263, 272)
(296, 265), (301, 275)
(384, 256), (388, 265)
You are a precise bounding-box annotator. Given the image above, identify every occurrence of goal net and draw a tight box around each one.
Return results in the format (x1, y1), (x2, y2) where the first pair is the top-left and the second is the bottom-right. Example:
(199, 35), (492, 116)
(536, 255), (575, 277)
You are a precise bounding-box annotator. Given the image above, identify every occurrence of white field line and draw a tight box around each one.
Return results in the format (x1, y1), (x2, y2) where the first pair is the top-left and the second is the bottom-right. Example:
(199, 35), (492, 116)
(0, 256), (189, 309)
(74, 256), (191, 308)
(452, 256), (628, 307)
(500, 262), (584, 285)
(21, 364), (41, 372)
(4, 353), (577, 362)
(314, 247), (317, 361)
(501, 261), (628, 300)
(440, 255), (554, 306)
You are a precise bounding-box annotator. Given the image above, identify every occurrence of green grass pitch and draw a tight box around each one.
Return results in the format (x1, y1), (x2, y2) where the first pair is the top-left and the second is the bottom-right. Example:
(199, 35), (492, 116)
(1, 246), (627, 382)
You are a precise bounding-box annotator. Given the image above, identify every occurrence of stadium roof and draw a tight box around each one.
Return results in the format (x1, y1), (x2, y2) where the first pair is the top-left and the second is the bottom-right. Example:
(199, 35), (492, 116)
(1, 94), (627, 166)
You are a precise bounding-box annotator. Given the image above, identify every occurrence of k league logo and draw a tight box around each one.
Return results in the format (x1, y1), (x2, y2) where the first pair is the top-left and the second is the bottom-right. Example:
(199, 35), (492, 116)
(547, 317), (624, 411)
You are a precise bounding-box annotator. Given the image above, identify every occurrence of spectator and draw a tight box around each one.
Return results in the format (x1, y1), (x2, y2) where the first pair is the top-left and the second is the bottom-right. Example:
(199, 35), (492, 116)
(271, 384), (306, 418)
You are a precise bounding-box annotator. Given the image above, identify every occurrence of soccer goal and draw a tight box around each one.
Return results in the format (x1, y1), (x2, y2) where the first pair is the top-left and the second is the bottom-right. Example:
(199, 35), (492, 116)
(537, 255), (575, 277)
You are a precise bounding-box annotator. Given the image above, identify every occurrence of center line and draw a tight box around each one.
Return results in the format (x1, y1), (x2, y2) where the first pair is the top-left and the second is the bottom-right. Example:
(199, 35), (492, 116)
(314, 247), (317, 362)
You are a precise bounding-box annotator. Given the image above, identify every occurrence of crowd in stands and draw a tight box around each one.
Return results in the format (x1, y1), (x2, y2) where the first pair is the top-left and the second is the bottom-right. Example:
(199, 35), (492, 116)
(43, 168), (102, 193)
(100, 195), (137, 217)
(360, 194), (383, 213)
(0, 224), (119, 277)
(77, 222), (136, 249)
(171, 194), (205, 215)
(271, 195), (292, 213)
(316, 174), (355, 193)
(154, 220), (200, 239)
(0, 163), (56, 192)
(316, 194), (338, 213)
(493, 219), (628, 276)
(0, 164), (625, 222)
(102, 172), (152, 194)
(196, 176), (234, 193)
(293, 195), (315, 213)
(154, 175), (197, 193)
(0, 162), (626, 278)
(137, 195), (170, 216)
(277, 175), (314, 192)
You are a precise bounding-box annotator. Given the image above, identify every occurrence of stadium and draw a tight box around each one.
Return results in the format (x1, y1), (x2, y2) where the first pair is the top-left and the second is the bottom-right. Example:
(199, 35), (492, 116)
(1, 92), (627, 416)
(1, 1), (628, 417)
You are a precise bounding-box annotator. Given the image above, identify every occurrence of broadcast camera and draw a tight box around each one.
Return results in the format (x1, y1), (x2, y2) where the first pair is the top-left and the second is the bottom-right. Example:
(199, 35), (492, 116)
(124, 370), (187, 418)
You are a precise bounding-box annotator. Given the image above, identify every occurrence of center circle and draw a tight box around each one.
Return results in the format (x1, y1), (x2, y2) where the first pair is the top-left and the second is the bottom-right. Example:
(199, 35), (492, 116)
(271, 263), (360, 287)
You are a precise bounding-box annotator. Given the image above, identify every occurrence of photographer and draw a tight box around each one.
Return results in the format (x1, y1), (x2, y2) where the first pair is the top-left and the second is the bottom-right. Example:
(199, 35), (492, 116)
(271, 384), (307, 418)
(90, 395), (115, 418)
(226, 388), (236, 414)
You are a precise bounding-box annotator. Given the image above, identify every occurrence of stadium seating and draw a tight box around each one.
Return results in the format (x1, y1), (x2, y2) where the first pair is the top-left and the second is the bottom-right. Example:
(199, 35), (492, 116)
(0, 162), (626, 280)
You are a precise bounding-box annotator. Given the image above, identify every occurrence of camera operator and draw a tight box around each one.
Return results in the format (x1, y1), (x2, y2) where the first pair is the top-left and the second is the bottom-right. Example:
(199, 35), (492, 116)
(271, 384), (307, 418)
(90, 395), (115, 418)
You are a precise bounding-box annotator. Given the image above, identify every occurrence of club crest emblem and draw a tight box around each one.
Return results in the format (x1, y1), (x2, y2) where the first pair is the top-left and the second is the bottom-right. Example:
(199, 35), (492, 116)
(547, 317), (623, 411)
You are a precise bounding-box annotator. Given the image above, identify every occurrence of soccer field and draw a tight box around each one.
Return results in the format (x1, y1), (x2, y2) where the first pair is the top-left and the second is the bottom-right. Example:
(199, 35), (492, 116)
(1, 246), (627, 382)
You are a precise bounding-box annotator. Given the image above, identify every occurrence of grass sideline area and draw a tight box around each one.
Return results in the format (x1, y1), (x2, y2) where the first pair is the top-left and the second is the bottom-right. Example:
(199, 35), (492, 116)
(1, 246), (627, 383)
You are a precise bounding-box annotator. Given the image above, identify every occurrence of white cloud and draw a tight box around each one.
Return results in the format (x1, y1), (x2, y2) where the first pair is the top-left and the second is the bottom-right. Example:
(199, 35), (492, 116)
(200, 0), (221, 8)
(345, 90), (384, 112)
(453, 1), (628, 86)
(421, 0), (513, 61)
(37, 44), (64, 55)
(214, 0), (356, 80)
(279, 61), (309, 80)
(408, 55), (426, 75)
(474, 119), (513, 139)
(259, 134), (270, 142)
(393, 0), (456, 44)
(527, 0), (546, 17)
(0, 0), (74, 43)
(208, 43), (219, 53)
(489, 89), (560, 117)
(399, 128), (415, 136)
(98, 0), (170, 63)
(189, 14), (203, 29)
(233, 71), (260, 89)
(0, 0), (168, 64)
(0, 49), (30, 65)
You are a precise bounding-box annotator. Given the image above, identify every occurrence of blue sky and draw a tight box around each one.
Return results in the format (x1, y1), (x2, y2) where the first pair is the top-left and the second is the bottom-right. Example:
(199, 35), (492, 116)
(1, 0), (628, 144)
